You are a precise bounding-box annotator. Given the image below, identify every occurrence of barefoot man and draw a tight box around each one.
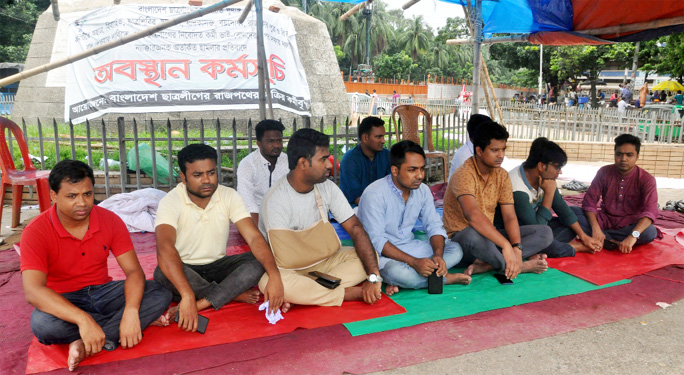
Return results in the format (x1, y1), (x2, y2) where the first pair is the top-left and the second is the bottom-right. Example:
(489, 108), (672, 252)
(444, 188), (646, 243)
(494, 137), (602, 256)
(443, 121), (553, 280)
(258, 129), (383, 307)
(358, 141), (470, 295)
(21, 160), (172, 371)
(154, 144), (285, 332)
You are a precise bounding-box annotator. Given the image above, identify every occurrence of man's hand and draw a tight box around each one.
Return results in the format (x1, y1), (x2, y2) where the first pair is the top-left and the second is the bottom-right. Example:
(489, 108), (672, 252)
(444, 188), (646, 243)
(177, 296), (198, 332)
(618, 236), (637, 254)
(432, 255), (448, 277)
(539, 177), (557, 195)
(263, 275), (284, 314)
(502, 245), (522, 279)
(361, 280), (382, 305)
(411, 258), (438, 277)
(591, 226), (606, 245)
(78, 316), (106, 356)
(580, 234), (602, 253)
(119, 308), (142, 349)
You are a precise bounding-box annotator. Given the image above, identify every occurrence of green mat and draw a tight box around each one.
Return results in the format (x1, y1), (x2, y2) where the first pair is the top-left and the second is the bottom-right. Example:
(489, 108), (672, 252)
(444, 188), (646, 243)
(343, 266), (630, 336)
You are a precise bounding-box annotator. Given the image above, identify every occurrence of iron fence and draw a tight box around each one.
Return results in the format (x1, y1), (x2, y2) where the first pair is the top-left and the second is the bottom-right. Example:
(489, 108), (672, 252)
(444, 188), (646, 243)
(11, 113), (466, 199)
(0, 93), (15, 115)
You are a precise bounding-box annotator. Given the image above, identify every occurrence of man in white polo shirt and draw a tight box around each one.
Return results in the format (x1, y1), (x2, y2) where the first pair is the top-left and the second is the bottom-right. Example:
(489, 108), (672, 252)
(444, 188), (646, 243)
(154, 144), (285, 332)
(237, 119), (289, 224)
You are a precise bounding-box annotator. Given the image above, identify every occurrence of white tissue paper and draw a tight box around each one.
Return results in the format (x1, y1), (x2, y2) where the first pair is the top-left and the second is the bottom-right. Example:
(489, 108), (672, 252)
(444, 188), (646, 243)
(258, 301), (284, 325)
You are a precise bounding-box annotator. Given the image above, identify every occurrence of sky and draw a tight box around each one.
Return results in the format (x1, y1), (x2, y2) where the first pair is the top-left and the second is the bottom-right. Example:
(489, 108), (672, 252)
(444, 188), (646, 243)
(384, 0), (464, 33)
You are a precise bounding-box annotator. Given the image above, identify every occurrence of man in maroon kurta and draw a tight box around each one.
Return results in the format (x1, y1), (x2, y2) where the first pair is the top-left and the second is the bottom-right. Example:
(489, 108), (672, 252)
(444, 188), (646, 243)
(573, 134), (658, 253)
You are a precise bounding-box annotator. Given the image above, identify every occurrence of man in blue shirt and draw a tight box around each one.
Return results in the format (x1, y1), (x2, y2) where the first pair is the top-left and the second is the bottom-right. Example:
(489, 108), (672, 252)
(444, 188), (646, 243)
(340, 116), (391, 206)
(358, 141), (471, 294)
(674, 90), (683, 105)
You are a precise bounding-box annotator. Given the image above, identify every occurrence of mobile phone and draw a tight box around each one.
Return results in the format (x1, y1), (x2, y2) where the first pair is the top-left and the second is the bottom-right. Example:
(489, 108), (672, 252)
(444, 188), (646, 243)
(493, 273), (514, 285)
(427, 270), (443, 294)
(308, 271), (341, 283)
(175, 311), (209, 334)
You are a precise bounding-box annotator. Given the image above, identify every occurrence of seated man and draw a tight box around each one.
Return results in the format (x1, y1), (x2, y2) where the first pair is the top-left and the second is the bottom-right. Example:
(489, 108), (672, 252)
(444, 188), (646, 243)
(237, 119), (289, 224)
(495, 138), (601, 257)
(21, 160), (172, 371)
(575, 134), (658, 253)
(448, 113), (493, 179)
(358, 140), (471, 293)
(258, 128), (383, 306)
(443, 121), (553, 280)
(340, 116), (391, 206)
(154, 144), (285, 332)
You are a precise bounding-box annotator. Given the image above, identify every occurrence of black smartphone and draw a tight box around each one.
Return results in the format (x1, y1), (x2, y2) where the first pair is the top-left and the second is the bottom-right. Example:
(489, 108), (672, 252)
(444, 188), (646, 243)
(427, 270), (443, 294)
(175, 311), (209, 334)
(493, 273), (514, 285)
(308, 271), (341, 283)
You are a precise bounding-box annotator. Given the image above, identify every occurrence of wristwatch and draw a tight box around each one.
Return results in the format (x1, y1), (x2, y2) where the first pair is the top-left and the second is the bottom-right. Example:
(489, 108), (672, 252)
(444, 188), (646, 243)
(511, 243), (523, 251)
(631, 230), (641, 239)
(368, 273), (383, 284)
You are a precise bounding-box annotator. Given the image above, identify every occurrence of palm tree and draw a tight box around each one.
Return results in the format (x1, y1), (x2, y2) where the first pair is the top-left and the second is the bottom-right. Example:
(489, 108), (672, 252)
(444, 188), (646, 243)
(397, 16), (431, 60)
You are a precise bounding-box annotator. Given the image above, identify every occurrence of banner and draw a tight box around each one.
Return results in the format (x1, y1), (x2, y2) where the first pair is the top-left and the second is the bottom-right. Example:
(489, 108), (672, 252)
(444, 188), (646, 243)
(65, 5), (311, 123)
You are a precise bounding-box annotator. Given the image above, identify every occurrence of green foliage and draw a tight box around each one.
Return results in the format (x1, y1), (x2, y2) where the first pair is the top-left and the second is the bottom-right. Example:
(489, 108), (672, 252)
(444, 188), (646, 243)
(640, 34), (684, 82)
(373, 51), (415, 80)
(0, 0), (50, 62)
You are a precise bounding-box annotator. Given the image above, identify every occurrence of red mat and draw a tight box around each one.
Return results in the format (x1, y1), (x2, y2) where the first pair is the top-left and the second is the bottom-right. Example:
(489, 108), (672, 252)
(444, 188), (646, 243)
(25, 292), (405, 374)
(547, 232), (684, 285)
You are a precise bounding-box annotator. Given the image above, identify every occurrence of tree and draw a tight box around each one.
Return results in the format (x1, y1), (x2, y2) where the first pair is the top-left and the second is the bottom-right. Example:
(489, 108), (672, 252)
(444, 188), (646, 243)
(489, 43), (558, 89)
(373, 51), (415, 80)
(397, 16), (431, 60)
(0, 0), (51, 62)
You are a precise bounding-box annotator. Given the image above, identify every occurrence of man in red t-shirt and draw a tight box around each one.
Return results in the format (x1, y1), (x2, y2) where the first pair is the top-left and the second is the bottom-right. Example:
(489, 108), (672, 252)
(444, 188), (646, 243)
(20, 160), (172, 371)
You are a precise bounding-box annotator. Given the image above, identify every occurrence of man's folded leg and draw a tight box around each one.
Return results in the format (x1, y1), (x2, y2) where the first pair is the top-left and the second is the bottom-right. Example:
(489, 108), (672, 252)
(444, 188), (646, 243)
(605, 223), (658, 245)
(195, 253), (265, 309)
(452, 227), (505, 271)
(259, 267), (346, 307)
(380, 259), (427, 289)
(518, 225), (554, 258)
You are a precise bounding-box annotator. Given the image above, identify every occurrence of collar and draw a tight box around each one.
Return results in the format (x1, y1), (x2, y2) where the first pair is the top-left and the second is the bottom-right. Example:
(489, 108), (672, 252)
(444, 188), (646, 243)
(385, 174), (414, 201)
(468, 156), (487, 182)
(519, 165), (537, 191)
(48, 203), (100, 239)
(178, 182), (221, 208)
(256, 149), (284, 167)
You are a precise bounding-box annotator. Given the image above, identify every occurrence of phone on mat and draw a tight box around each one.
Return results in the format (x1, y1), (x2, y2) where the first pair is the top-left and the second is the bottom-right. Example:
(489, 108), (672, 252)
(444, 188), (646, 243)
(493, 273), (514, 285)
(175, 311), (209, 334)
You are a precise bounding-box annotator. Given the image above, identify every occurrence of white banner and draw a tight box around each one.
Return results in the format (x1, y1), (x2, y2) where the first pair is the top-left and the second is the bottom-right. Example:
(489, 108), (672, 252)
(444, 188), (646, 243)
(65, 4), (311, 123)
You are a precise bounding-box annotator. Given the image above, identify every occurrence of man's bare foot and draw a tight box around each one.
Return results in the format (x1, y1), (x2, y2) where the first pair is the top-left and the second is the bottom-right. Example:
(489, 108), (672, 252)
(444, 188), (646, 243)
(68, 339), (86, 372)
(385, 285), (399, 296)
(445, 273), (472, 285)
(343, 286), (364, 301)
(281, 302), (292, 313)
(527, 253), (548, 261)
(235, 289), (261, 304)
(521, 258), (548, 274)
(465, 259), (492, 275)
(570, 240), (595, 254)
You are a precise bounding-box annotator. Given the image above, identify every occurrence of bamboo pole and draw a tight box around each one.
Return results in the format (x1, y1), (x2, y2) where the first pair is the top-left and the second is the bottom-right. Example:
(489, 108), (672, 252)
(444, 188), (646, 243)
(0, 0), (244, 88)
(481, 54), (504, 125)
(402, 0), (421, 10)
(339, 0), (374, 22)
(238, 0), (253, 24)
(446, 35), (529, 45)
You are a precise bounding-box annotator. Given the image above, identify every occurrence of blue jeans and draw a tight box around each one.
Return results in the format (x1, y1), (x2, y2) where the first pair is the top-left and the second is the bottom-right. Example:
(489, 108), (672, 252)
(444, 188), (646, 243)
(450, 225), (553, 272)
(154, 252), (264, 309)
(380, 240), (463, 289)
(569, 206), (657, 246)
(30, 280), (172, 350)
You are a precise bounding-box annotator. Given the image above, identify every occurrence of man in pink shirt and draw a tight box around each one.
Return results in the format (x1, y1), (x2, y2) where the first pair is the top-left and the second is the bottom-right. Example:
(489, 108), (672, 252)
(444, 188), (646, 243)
(573, 134), (658, 253)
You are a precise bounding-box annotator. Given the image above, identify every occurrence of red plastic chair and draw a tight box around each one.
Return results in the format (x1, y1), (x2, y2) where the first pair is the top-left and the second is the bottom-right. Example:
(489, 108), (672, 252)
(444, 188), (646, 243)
(0, 117), (51, 228)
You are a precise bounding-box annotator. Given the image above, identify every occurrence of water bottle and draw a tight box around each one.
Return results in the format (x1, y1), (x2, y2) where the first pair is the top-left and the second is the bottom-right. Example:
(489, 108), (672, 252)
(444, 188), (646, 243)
(99, 158), (120, 168)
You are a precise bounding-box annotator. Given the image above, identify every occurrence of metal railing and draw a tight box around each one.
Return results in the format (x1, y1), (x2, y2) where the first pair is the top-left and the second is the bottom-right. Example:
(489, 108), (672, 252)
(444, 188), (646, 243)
(11, 114), (466, 199)
(0, 93), (15, 115)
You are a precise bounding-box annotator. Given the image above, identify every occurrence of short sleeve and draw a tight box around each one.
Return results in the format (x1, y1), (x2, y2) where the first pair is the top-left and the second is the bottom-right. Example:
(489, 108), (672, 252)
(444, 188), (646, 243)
(452, 166), (477, 199)
(155, 190), (182, 229)
(324, 181), (355, 224)
(236, 156), (259, 213)
(104, 209), (134, 257)
(224, 188), (251, 224)
(19, 221), (49, 274)
(498, 172), (514, 205)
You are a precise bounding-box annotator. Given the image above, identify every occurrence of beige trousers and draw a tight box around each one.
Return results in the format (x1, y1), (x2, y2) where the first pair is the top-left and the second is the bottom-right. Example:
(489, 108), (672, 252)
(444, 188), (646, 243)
(258, 247), (366, 306)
